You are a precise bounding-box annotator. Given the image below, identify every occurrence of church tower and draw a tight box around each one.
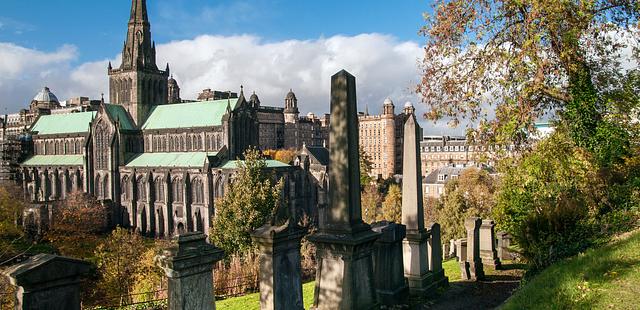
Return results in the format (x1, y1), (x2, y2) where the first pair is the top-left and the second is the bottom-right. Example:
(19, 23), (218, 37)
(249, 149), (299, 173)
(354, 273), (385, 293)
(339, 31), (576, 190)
(284, 89), (299, 124)
(108, 0), (169, 126)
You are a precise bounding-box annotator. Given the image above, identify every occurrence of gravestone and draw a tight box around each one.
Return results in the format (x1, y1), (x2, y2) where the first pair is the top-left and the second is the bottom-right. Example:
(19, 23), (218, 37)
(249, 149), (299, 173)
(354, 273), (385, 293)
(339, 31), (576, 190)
(455, 238), (467, 262)
(371, 221), (409, 305)
(156, 232), (224, 310)
(479, 219), (501, 269)
(427, 223), (448, 288)
(401, 114), (435, 295)
(461, 217), (484, 281)
(496, 232), (513, 260)
(307, 70), (380, 309)
(448, 239), (456, 259)
(2, 254), (91, 310)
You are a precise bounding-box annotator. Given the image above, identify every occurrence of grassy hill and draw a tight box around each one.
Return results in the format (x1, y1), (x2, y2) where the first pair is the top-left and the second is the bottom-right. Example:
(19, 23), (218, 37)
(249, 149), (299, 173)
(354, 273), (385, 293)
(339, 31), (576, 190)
(501, 229), (640, 310)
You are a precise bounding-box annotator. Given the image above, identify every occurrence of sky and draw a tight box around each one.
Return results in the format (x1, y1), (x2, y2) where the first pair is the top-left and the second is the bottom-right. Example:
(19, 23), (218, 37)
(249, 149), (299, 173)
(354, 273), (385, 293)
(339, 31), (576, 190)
(0, 0), (466, 134)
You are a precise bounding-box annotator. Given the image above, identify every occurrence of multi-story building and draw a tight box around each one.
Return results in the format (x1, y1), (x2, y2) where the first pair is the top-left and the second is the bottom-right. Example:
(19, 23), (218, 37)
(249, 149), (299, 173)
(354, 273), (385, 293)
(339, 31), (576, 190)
(283, 90), (330, 149)
(358, 98), (414, 179)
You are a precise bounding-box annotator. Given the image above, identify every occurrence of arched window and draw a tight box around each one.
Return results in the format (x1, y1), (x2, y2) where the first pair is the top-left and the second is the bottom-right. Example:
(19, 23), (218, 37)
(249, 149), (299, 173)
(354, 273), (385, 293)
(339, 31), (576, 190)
(172, 177), (183, 203)
(64, 141), (69, 154)
(180, 136), (185, 151)
(155, 177), (164, 202)
(137, 177), (146, 202)
(121, 176), (130, 201)
(196, 135), (202, 150)
(169, 136), (175, 152)
(191, 178), (204, 204)
(95, 121), (110, 170)
(186, 135), (192, 151)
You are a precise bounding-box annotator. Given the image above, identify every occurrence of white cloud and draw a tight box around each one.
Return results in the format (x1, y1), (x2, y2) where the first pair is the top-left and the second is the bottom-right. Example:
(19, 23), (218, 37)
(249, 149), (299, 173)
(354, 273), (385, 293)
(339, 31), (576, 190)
(0, 33), (459, 134)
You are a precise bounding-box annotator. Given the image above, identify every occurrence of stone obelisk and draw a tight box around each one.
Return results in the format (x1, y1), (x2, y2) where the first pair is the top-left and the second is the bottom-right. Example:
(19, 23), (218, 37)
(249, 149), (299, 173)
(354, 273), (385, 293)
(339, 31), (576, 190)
(401, 114), (435, 295)
(308, 70), (379, 309)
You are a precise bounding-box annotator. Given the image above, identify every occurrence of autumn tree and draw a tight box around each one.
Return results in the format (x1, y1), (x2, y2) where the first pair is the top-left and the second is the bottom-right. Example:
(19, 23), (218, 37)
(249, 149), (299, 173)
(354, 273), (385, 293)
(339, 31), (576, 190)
(418, 0), (639, 163)
(379, 184), (402, 223)
(435, 168), (496, 243)
(45, 192), (109, 258)
(362, 184), (382, 224)
(359, 147), (374, 186)
(211, 148), (283, 256)
(93, 227), (148, 304)
(264, 148), (297, 164)
(0, 185), (25, 260)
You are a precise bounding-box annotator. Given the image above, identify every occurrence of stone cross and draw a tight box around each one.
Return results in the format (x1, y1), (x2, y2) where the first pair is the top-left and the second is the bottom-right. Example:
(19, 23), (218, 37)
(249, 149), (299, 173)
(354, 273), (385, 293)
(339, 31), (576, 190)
(156, 232), (224, 310)
(307, 70), (379, 309)
(2, 254), (91, 310)
(401, 114), (435, 295)
(479, 219), (502, 269)
(461, 217), (484, 281)
(371, 221), (409, 305)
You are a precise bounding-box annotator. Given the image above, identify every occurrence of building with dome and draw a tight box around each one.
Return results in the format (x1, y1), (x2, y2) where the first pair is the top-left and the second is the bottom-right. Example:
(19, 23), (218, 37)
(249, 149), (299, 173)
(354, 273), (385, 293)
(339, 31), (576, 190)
(358, 98), (414, 178)
(11, 0), (325, 238)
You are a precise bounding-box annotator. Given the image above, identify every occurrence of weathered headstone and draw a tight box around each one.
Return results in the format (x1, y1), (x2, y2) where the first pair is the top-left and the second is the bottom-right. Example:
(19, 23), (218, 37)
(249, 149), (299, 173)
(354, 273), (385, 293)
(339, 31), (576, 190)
(479, 219), (501, 269)
(156, 232), (224, 310)
(2, 254), (91, 310)
(496, 231), (513, 260)
(461, 217), (484, 281)
(401, 114), (435, 295)
(371, 221), (409, 305)
(448, 239), (456, 259)
(455, 238), (467, 262)
(307, 70), (380, 309)
(427, 223), (448, 288)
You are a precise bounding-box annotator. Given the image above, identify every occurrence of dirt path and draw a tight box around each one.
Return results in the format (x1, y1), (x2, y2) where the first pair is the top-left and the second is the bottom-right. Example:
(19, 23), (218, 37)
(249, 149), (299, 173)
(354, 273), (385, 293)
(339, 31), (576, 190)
(418, 263), (526, 310)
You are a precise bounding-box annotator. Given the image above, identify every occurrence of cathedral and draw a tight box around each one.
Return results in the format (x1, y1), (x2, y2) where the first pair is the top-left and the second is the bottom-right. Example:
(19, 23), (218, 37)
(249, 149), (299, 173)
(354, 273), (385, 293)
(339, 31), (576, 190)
(14, 0), (325, 238)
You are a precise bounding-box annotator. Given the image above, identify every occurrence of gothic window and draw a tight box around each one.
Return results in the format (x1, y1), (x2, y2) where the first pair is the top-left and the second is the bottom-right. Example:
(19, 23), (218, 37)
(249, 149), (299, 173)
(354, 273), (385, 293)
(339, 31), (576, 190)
(64, 141), (69, 154)
(169, 136), (175, 152)
(196, 135), (202, 150)
(95, 175), (102, 198)
(137, 177), (146, 202)
(155, 177), (164, 202)
(215, 135), (221, 150)
(172, 177), (183, 203)
(121, 176), (130, 201)
(191, 178), (204, 204)
(180, 136), (185, 151)
(95, 121), (110, 170)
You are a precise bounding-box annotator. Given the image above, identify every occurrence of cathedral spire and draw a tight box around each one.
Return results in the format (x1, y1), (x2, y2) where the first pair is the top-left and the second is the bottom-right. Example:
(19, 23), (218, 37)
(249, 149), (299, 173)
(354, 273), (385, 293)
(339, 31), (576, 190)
(129, 0), (149, 24)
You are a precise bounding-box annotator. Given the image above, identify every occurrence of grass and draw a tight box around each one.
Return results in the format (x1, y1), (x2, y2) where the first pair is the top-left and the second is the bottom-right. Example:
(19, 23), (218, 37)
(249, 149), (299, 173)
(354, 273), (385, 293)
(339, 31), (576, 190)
(216, 281), (315, 310)
(501, 229), (640, 310)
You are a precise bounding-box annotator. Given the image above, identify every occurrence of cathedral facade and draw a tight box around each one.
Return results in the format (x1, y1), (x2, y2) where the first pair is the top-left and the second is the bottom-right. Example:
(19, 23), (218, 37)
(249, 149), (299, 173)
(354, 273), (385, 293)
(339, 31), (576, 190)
(16, 0), (323, 238)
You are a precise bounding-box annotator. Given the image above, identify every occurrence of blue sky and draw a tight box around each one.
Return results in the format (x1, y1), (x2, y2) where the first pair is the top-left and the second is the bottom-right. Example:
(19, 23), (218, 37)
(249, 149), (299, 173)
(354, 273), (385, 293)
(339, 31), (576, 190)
(1, 0), (462, 133)
(0, 0), (429, 64)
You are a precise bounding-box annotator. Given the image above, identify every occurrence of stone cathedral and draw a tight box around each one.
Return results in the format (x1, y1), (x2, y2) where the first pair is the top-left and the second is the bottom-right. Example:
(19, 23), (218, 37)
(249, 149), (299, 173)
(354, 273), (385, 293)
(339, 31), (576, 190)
(17, 0), (324, 238)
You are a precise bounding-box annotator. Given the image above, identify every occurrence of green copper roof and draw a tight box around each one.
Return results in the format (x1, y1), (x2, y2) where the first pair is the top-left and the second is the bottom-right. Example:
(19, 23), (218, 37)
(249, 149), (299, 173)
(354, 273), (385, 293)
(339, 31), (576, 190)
(31, 112), (97, 135)
(141, 99), (238, 130)
(22, 155), (84, 166)
(221, 160), (290, 169)
(125, 152), (217, 168)
(104, 104), (135, 130)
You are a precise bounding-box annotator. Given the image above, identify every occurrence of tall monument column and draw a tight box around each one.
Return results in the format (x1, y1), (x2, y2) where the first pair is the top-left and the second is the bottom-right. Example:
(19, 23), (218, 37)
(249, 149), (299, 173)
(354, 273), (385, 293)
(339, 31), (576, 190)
(307, 70), (379, 309)
(401, 115), (435, 295)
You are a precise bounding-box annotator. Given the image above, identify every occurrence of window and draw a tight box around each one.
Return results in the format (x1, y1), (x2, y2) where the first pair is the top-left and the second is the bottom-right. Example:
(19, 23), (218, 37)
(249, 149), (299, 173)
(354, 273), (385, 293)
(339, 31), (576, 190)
(192, 178), (204, 204)
(155, 177), (164, 202)
(137, 177), (146, 201)
(172, 178), (183, 203)
(121, 176), (130, 201)
(95, 121), (110, 170)
(437, 174), (446, 182)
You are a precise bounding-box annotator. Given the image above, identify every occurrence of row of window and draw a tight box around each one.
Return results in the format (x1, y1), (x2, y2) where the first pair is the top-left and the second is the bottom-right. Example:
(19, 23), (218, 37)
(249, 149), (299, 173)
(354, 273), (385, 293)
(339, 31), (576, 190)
(34, 138), (84, 156)
(120, 176), (216, 205)
(144, 133), (223, 153)
(421, 144), (515, 152)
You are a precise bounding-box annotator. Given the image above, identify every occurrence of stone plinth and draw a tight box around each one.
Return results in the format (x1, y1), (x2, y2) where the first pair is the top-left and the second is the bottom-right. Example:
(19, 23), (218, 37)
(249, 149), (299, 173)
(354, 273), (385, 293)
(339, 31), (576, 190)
(448, 239), (456, 259)
(479, 220), (501, 269)
(461, 218), (484, 281)
(427, 223), (448, 288)
(251, 222), (307, 310)
(3, 254), (91, 310)
(156, 232), (224, 310)
(455, 238), (467, 262)
(371, 221), (409, 305)
(308, 70), (379, 309)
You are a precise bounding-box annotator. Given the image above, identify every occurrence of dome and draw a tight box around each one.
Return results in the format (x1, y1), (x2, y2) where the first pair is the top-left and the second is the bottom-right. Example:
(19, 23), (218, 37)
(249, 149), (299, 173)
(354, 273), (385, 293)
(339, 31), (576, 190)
(383, 97), (394, 106)
(33, 87), (59, 103)
(404, 101), (414, 108)
(286, 89), (297, 101)
(168, 75), (178, 86)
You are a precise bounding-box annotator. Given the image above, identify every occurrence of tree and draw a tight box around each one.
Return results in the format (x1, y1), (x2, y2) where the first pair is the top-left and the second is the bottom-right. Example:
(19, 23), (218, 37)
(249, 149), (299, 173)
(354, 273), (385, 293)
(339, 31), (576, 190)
(211, 148), (283, 256)
(418, 0), (639, 156)
(362, 184), (382, 224)
(93, 227), (148, 304)
(380, 184), (402, 223)
(359, 147), (374, 186)
(435, 168), (496, 244)
(0, 185), (25, 261)
(264, 148), (297, 164)
(45, 192), (109, 258)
